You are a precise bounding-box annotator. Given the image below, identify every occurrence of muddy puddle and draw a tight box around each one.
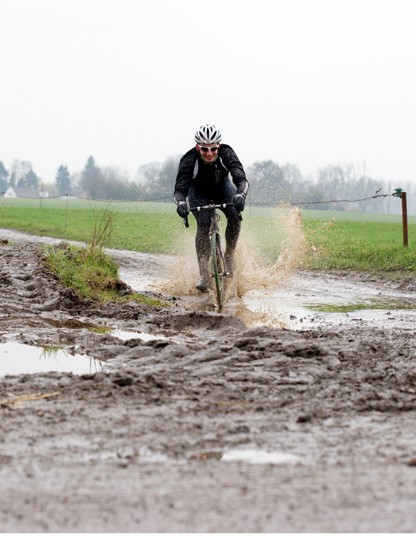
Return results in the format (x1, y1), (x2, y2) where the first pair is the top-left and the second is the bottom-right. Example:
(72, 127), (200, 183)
(239, 273), (416, 331)
(119, 259), (416, 332)
(110, 329), (179, 342)
(111, 238), (416, 333)
(192, 449), (303, 465)
(0, 341), (103, 376)
(79, 446), (303, 466)
(0, 328), (184, 377)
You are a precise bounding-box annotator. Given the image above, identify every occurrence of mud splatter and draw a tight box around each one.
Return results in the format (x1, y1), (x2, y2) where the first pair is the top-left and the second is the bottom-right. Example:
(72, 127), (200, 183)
(163, 205), (306, 301)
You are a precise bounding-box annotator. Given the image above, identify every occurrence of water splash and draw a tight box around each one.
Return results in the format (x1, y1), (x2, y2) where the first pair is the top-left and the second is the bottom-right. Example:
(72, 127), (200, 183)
(162, 205), (305, 300)
(233, 205), (306, 298)
(164, 231), (201, 295)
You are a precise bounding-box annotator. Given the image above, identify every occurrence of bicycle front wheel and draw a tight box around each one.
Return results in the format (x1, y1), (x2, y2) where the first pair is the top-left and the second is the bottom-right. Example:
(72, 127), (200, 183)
(211, 232), (225, 309)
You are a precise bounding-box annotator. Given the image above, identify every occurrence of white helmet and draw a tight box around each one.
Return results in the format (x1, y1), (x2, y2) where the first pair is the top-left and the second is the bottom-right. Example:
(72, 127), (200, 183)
(194, 124), (222, 145)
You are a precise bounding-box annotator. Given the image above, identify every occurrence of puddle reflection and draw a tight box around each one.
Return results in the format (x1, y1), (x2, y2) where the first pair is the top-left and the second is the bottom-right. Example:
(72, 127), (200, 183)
(221, 449), (302, 464)
(0, 341), (103, 376)
(110, 330), (169, 342)
(190, 449), (302, 465)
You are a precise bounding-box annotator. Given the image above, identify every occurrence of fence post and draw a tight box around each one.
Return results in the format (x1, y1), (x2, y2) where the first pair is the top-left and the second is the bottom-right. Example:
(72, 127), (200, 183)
(393, 188), (408, 247)
(401, 191), (408, 247)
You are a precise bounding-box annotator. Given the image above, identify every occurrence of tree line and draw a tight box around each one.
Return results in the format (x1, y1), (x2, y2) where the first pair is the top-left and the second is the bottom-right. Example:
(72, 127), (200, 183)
(0, 155), (398, 213)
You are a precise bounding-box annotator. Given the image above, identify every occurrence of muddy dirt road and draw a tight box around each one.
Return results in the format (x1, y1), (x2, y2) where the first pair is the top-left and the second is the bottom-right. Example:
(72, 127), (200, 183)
(1, 230), (416, 533)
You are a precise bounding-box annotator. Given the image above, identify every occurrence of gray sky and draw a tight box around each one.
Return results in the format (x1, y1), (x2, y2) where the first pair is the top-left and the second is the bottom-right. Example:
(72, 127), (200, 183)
(1, 0), (415, 184)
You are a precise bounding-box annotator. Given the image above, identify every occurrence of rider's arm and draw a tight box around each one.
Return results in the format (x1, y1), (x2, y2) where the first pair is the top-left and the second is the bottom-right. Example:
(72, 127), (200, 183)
(220, 145), (249, 197)
(173, 148), (196, 203)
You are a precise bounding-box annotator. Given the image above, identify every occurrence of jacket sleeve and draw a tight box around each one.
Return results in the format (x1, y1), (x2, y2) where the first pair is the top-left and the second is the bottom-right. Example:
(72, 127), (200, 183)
(173, 149), (196, 203)
(221, 145), (249, 197)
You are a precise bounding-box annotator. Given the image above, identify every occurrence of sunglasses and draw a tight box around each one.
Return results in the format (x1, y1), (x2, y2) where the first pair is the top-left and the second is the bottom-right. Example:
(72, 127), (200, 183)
(199, 145), (220, 153)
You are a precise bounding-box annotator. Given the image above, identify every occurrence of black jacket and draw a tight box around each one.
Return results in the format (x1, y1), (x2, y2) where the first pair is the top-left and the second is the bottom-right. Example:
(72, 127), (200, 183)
(173, 144), (249, 203)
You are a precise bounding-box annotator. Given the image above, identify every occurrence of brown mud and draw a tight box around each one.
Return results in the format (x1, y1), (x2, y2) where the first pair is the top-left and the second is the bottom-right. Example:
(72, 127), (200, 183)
(1, 230), (416, 533)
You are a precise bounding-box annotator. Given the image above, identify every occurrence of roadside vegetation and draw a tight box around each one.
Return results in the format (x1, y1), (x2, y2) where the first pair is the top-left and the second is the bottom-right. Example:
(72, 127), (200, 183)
(1, 201), (415, 278)
(44, 242), (166, 306)
(41, 208), (167, 306)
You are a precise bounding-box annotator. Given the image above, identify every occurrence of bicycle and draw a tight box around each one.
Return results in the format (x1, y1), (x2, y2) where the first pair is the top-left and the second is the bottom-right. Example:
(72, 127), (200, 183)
(184, 201), (239, 310)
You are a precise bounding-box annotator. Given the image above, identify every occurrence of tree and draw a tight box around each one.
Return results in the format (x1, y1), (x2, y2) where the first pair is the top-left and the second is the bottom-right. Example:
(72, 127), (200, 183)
(354, 175), (386, 213)
(247, 160), (285, 205)
(307, 162), (391, 212)
(279, 163), (304, 204)
(80, 156), (104, 199)
(135, 162), (161, 186)
(101, 166), (141, 200)
(9, 160), (32, 188)
(55, 165), (72, 195)
(17, 169), (39, 189)
(154, 156), (179, 199)
(135, 156), (179, 200)
(0, 161), (9, 193)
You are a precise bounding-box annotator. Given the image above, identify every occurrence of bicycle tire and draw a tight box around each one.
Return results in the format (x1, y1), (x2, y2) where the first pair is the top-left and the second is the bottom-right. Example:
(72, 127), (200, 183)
(211, 232), (225, 308)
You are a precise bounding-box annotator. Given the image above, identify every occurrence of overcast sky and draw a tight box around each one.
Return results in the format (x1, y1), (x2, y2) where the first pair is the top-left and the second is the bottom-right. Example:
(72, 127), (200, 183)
(1, 0), (415, 185)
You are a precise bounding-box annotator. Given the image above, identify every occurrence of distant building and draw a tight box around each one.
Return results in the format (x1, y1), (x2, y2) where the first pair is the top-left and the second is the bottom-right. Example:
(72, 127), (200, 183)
(3, 187), (49, 198)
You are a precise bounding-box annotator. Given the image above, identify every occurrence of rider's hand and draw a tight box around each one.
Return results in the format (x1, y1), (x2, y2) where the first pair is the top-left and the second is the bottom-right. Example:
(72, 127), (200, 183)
(176, 201), (189, 219)
(233, 193), (245, 212)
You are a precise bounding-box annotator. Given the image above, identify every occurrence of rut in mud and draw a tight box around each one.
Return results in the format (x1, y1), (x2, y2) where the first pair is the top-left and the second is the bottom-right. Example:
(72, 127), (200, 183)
(1, 232), (416, 533)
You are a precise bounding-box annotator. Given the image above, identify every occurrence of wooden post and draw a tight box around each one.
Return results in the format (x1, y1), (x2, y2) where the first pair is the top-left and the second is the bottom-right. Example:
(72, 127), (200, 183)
(401, 191), (408, 247)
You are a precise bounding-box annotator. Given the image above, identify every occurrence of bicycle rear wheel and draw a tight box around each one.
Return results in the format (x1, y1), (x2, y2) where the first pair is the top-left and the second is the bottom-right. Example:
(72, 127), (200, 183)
(211, 232), (225, 308)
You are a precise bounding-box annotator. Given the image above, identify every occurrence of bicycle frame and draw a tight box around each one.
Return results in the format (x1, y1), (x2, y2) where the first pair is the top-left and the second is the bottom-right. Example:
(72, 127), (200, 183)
(184, 202), (234, 309)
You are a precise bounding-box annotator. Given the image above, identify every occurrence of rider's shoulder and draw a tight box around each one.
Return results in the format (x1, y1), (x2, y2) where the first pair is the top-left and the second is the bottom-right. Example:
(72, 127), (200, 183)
(219, 143), (238, 160)
(219, 143), (233, 152)
(179, 147), (198, 165)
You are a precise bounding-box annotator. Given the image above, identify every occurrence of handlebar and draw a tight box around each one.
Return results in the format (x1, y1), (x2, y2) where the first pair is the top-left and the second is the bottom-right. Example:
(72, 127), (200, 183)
(183, 202), (241, 228)
(188, 202), (234, 212)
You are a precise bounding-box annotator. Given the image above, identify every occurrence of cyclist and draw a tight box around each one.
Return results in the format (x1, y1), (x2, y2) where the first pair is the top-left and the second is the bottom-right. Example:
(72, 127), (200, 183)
(174, 124), (249, 293)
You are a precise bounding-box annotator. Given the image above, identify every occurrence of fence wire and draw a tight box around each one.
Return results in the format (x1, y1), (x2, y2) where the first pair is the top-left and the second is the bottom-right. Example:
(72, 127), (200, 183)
(286, 191), (392, 208)
(0, 189), (404, 207)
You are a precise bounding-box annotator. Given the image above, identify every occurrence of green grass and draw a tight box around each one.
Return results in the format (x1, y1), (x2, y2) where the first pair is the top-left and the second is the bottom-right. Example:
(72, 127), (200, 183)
(308, 300), (416, 312)
(1, 200), (415, 276)
(44, 242), (166, 306)
(0, 206), (181, 253)
(303, 218), (416, 274)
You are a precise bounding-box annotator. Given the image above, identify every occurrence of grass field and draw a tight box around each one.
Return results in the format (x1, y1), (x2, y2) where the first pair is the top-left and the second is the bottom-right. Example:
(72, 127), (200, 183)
(1, 198), (415, 275)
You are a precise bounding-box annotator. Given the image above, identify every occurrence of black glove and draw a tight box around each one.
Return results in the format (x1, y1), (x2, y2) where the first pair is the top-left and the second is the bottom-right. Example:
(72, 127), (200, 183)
(233, 193), (245, 212)
(176, 201), (189, 219)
